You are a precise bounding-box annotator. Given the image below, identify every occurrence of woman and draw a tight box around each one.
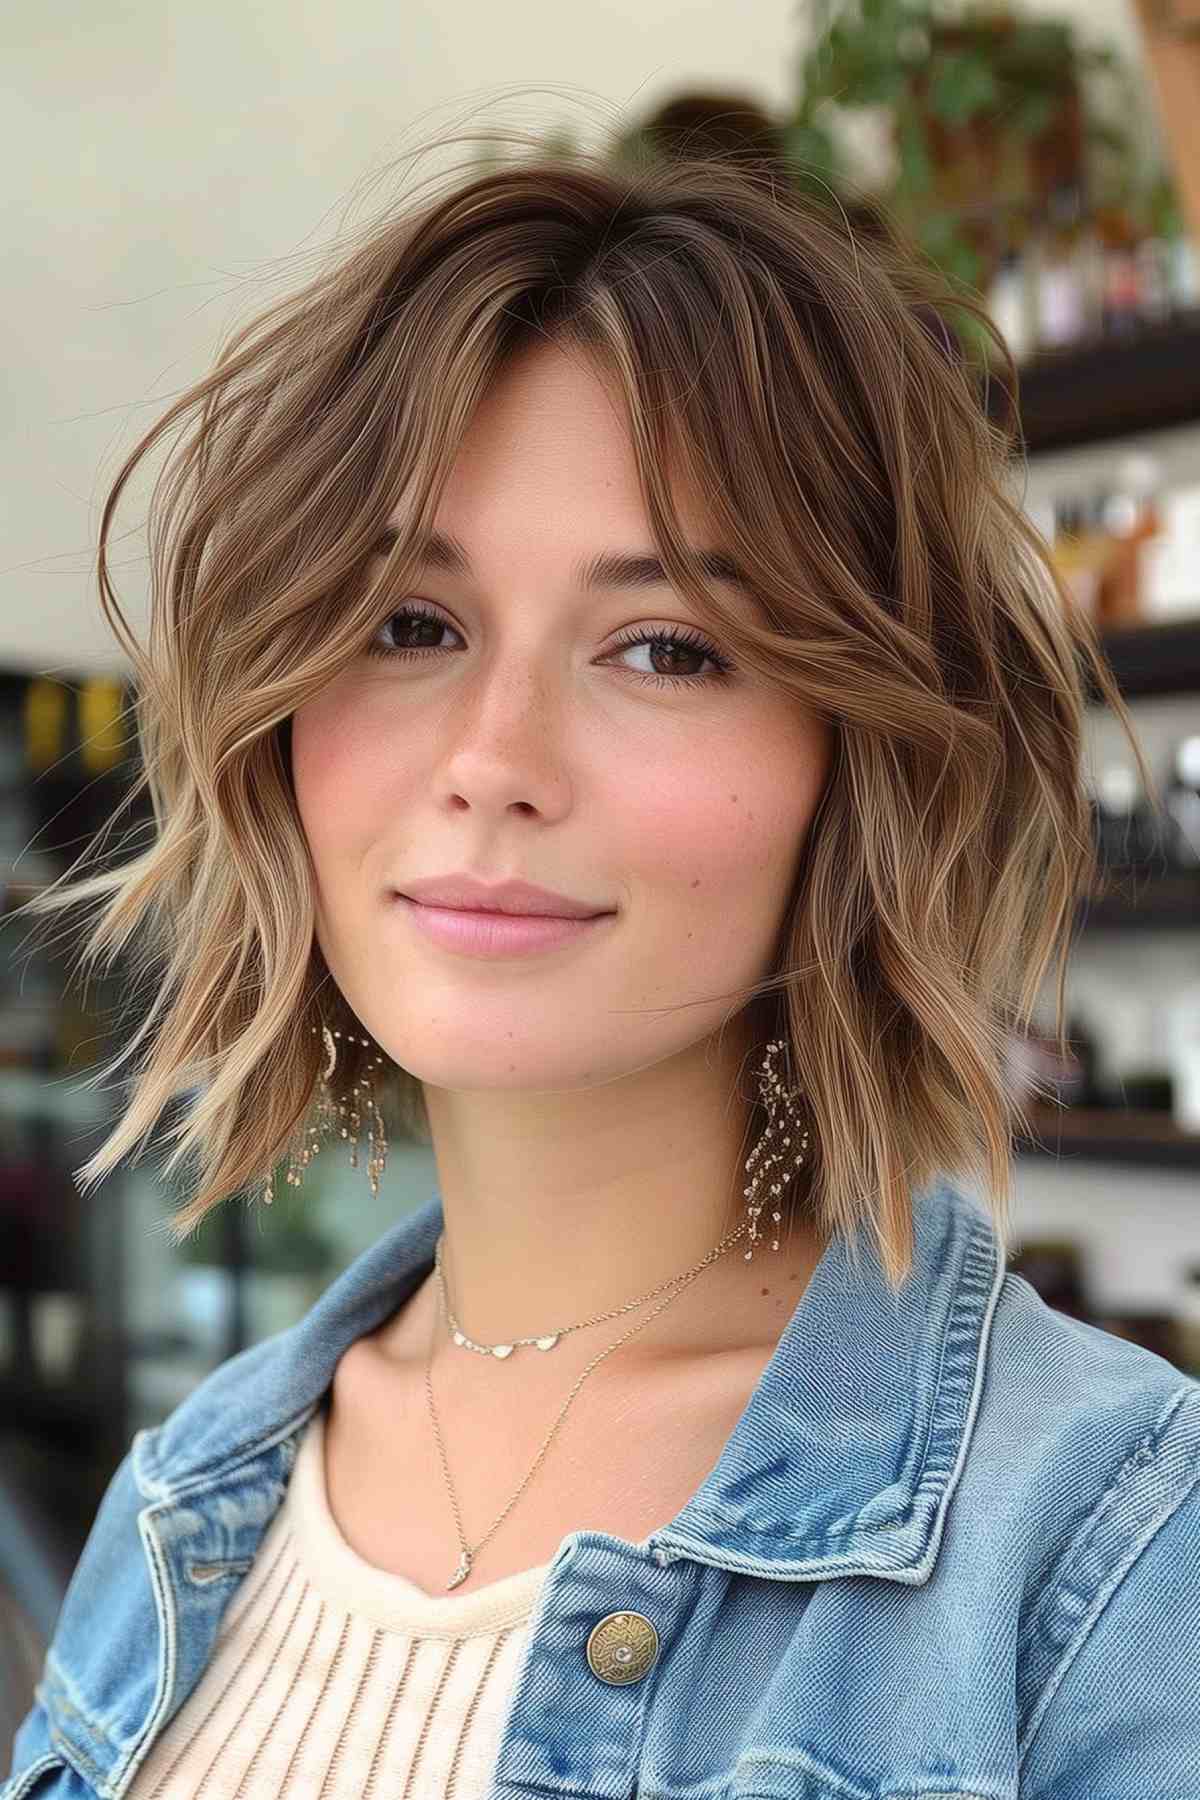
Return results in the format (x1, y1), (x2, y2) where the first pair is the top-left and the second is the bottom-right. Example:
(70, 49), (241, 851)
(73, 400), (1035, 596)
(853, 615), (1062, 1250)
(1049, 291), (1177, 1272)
(6, 130), (1199, 1800)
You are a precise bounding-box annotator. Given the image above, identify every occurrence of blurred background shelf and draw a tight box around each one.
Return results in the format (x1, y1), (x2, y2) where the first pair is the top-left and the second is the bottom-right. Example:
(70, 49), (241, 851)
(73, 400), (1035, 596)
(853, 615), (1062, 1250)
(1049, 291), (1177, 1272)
(1088, 615), (1200, 700)
(1014, 1103), (1200, 1168)
(990, 310), (1200, 453)
(1077, 868), (1200, 929)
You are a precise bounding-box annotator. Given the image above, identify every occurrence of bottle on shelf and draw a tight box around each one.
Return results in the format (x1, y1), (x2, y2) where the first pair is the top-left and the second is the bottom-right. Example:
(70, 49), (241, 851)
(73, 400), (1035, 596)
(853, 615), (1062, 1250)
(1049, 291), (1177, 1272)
(1098, 452), (1163, 629)
(1140, 481), (1200, 623)
(1090, 763), (1165, 873)
(986, 245), (1034, 364)
(1167, 231), (1200, 313)
(1098, 206), (1144, 339)
(1162, 975), (1200, 1133)
(1150, 175), (1200, 314)
(1051, 495), (1108, 621)
(1033, 184), (1089, 353)
(1134, 231), (1173, 328)
(1163, 734), (1200, 872)
(1071, 214), (1108, 344)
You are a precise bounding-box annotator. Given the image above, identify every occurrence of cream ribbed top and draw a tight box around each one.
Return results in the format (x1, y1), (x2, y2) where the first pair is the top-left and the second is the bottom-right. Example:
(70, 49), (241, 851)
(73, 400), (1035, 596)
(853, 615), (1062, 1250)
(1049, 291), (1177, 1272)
(125, 1401), (553, 1799)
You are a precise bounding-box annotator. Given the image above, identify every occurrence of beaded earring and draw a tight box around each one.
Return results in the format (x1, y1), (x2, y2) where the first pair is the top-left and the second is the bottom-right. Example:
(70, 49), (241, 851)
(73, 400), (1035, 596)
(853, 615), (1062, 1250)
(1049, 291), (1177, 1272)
(261, 1023), (388, 1205)
(261, 1028), (808, 1245)
(742, 1037), (810, 1259)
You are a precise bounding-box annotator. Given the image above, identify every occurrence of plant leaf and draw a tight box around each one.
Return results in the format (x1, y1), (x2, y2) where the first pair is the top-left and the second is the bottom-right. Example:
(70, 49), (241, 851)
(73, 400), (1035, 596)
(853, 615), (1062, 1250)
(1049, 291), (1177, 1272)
(896, 101), (935, 194)
(780, 120), (839, 189)
(928, 53), (1001, 126)
(1007, 91), (1056, 138)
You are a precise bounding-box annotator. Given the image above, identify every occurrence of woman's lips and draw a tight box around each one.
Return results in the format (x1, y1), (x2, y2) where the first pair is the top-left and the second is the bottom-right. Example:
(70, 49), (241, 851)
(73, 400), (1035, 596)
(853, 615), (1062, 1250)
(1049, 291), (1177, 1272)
(394, 895), (614, 958)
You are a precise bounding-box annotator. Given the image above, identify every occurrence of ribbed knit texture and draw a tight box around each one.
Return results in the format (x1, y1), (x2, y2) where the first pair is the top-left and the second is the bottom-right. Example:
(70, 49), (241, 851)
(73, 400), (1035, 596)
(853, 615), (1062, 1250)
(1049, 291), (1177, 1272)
(125, 1401), (552, 1798)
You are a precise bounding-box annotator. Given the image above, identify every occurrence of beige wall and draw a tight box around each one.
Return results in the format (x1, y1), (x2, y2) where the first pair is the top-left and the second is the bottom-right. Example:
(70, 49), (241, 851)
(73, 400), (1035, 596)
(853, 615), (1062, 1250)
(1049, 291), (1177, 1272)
(3, 0), (1164, 675)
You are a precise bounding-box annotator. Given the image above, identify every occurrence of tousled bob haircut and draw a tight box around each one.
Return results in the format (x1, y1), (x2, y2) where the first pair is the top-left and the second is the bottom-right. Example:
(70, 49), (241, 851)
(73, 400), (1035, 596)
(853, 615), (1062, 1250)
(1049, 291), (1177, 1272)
(18, 117), (1154, 1290)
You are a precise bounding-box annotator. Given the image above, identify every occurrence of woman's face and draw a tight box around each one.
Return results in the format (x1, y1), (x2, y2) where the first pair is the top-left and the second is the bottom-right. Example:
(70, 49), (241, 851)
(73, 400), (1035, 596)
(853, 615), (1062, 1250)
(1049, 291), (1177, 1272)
(290, 339), (833, 1097)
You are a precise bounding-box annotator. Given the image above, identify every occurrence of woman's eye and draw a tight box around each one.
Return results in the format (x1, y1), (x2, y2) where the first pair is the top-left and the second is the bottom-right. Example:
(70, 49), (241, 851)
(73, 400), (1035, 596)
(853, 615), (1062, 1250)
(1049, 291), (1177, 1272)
(368, 603), (457, 657)
(365, 604), (735, 689)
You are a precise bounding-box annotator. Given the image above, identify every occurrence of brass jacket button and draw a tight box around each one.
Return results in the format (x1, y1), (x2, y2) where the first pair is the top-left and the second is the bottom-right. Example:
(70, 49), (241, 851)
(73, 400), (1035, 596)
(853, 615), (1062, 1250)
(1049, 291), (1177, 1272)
(585, 1610), (660, 1684)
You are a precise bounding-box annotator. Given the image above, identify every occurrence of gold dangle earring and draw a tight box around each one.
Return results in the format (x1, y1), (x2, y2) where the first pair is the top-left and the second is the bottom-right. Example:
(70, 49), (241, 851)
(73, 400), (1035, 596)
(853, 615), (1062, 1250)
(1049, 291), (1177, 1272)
(261, 1024), (388, 1204)
(743, 1038), (810, 1259)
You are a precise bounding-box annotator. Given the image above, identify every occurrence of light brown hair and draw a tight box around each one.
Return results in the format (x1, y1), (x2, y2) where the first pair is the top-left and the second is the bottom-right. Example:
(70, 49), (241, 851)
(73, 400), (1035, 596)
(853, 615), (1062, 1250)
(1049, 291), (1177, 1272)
(17, 122), (1155, 1287)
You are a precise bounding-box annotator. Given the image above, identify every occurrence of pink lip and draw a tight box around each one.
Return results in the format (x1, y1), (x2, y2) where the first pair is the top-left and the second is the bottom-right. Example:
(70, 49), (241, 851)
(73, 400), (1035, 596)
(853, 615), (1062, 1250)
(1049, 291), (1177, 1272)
(395, 896), (614, 958)
(396, 872), (609, 918)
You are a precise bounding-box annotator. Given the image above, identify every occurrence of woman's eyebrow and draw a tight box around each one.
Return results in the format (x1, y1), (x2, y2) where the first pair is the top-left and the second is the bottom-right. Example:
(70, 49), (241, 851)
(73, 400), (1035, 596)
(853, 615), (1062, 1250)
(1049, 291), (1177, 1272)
(369, 525), (752, 594)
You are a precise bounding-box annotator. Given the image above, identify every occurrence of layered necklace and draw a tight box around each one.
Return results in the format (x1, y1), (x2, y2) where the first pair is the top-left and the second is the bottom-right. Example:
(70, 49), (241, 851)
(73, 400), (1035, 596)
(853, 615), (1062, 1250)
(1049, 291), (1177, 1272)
(424, 1219), (750, 1590)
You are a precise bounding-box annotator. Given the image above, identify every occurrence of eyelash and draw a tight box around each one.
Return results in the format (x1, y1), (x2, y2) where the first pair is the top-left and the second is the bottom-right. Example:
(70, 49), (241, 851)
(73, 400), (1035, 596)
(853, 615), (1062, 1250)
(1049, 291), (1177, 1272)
(363, 602), (736, 689)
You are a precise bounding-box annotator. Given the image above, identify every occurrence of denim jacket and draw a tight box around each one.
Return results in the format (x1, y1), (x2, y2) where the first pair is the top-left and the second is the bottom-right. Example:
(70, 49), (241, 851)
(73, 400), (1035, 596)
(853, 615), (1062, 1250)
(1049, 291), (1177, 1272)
(6, 1174), (1200, 1800)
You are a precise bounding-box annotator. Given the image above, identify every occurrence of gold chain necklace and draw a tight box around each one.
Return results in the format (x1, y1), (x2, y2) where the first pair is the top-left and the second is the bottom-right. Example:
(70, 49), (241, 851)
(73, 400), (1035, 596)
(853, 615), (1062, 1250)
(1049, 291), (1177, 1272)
(434, 1224), (751, 1357)
(423, 1218), (750, 1590)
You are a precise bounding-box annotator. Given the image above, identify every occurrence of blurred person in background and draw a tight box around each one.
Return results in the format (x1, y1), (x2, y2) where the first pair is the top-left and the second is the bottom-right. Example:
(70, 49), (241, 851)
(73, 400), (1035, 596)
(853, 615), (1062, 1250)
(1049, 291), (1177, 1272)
(6, 102), (1199, 1800)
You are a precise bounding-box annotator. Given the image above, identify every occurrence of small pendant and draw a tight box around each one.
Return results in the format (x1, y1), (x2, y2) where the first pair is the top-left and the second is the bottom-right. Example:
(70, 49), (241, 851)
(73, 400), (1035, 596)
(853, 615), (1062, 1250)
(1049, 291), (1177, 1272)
(447, 1548), (472, 1590)
(452, 1330), (560, 1356)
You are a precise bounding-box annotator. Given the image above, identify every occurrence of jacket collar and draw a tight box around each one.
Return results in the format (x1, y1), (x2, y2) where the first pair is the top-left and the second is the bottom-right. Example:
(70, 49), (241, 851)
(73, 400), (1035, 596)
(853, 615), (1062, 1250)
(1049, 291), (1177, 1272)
(138, 1173), (1005, 1583)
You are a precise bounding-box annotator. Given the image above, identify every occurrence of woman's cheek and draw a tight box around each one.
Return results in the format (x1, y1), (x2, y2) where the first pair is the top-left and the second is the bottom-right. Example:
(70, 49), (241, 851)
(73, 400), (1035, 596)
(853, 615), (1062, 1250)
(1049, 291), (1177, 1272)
(290, 695), (368, 859)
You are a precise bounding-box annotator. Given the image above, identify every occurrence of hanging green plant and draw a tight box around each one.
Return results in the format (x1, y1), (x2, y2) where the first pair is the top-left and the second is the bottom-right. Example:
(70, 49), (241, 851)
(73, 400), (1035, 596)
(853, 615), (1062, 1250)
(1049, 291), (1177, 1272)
(782, 0), (1142, 295)
(528, 7), (1172, 344)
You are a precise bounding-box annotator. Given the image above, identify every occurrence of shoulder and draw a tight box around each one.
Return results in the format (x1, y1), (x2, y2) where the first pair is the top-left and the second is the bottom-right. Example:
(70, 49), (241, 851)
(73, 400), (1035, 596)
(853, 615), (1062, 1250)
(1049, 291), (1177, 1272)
(128, 1335), (299, 1497)
(979, 1265), (1199, 1472)
(965, 1268), (1200, 1794)
(145, 1304), (350, 1489)
(969, 1265), (1200, 1560)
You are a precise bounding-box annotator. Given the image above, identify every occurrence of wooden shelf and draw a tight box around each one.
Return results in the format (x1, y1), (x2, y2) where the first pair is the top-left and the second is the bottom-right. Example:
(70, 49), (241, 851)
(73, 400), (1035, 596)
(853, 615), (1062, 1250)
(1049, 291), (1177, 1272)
(1014, 1104), (1200, 1170)
(1077, 869), (1200, 931)
(987, 309), (1200, 454)
(1087, 615), (1200, 701)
